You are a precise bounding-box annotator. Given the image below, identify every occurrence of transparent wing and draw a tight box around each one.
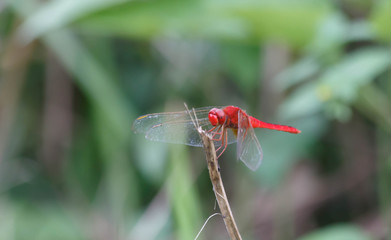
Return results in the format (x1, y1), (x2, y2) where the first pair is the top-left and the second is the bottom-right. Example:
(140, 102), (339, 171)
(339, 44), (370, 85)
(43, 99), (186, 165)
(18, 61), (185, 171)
(132, 106), (236, 147)
(237, 110), (263, 171)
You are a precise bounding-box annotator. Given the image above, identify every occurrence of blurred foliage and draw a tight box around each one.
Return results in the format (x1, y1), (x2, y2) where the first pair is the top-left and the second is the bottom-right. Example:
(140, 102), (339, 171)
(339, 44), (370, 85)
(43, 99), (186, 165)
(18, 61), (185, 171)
(298, 225), (372, 240)
(1, 0), (391, 239)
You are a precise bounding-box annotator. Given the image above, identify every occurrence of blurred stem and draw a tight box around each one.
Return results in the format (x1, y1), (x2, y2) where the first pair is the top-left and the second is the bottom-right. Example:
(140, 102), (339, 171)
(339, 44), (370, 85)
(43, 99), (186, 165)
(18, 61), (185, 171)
(41, 51), (73, 178)
(355, 85), (391, 133)
(377, 130), (391, 240)
(275, 187), (295, 240)
(259, 43), (290, 119)
(357, 84), (391, 238)
(199, 130), (242, 240)
(0, 27), (35, 163)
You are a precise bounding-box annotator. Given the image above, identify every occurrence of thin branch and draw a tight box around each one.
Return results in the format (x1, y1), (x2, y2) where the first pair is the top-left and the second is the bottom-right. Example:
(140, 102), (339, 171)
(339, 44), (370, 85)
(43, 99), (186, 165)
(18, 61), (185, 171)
(198, 130), (243, 240)
(184, 103), (242, 239)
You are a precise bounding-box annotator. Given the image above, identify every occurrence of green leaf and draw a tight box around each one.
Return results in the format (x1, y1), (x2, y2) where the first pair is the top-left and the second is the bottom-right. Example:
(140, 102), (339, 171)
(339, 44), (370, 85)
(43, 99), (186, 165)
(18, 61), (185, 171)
(275, 56), (321, 91)
(278, 81), (323, 120)
(308, 13), (348, 56)
(298, 224), (373, 240)
(317, 47), (391, 103)
(19, 0), (331, 47)
(228, 0), (331, 46)
(278, 47), (391, 121)
(371, 0), (391, 42)
(17, 0), (126, 43)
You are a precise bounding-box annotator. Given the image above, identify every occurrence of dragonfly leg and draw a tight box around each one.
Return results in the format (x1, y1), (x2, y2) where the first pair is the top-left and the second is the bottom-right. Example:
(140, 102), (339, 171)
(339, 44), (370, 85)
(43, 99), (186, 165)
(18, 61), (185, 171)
(209, 126), (223, 138)
(216, 129), (228, 159)
(207, 126), (217, 133)
(215, 126), (226, 153)
(211, 136), (223, 142)
(210, 126), (222, 136)
(208, 125), (223, 133)
(210, 126), (223, 142)
(215, 143), (223, 153)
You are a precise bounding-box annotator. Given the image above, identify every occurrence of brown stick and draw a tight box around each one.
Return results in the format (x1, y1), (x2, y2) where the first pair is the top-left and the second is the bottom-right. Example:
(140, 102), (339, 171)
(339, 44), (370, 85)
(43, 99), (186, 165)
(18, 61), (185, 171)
(198, 130), (242, 240)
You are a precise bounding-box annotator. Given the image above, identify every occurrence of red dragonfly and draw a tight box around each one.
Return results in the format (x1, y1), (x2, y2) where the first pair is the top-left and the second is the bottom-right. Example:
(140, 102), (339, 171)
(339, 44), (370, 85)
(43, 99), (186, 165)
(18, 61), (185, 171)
(133, 106), (300, 171)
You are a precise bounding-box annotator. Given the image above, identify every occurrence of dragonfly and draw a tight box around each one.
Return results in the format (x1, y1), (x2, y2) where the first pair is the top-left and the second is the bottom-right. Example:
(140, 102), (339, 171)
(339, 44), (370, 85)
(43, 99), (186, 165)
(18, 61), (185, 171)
(132, 106), (300, 171)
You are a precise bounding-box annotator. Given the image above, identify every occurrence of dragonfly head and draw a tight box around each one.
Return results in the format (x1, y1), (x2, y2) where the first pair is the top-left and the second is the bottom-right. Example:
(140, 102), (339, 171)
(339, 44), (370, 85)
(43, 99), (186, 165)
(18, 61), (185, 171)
(208, 108), (226, 126)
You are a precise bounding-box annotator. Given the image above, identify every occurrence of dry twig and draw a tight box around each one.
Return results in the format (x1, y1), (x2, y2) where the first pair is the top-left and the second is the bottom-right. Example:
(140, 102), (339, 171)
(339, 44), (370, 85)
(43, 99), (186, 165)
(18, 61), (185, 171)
(186, 105), (242, 240)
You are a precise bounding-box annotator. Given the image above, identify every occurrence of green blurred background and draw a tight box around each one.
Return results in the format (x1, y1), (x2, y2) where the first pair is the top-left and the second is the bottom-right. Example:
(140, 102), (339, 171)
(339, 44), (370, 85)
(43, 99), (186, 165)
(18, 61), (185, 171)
(1, 0), (391, 239)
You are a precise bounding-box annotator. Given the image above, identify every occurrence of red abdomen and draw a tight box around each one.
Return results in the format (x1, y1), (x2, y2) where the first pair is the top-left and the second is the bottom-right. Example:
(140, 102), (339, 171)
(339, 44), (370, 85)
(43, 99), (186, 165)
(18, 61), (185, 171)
(249, 116), (301, 134)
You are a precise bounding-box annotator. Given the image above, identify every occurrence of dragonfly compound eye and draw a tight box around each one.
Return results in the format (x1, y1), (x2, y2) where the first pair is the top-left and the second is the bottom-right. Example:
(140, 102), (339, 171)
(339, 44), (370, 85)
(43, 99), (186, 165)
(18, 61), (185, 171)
(208, 109), (219, 126)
